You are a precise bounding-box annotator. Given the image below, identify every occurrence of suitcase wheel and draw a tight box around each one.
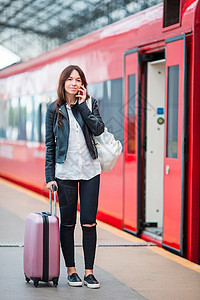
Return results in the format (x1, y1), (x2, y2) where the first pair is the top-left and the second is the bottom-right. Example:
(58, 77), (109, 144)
(34, 280), (39, 287)
(30, 277), (40, 287)
(52, 277), (59, 287)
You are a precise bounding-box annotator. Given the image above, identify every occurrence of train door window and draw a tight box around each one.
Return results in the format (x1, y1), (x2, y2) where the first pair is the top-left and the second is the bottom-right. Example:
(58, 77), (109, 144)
(18, 97), (26, 140)
(128, 74), (135, 154)
(163, 0), (180, 27)
(166, 65), (179, 158)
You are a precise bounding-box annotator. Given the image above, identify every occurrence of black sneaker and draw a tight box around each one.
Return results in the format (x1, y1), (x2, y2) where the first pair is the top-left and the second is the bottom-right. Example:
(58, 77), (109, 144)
(84, 274), (100, 289)
(67, 273), (82, 287)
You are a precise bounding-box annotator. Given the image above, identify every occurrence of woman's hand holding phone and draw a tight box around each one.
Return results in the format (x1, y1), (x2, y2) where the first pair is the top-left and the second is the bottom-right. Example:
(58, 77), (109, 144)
(76, 85), (86, 104)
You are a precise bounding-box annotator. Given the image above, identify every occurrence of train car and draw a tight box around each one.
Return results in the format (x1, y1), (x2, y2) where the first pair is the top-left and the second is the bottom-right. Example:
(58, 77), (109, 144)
(0, 0), (200, 264)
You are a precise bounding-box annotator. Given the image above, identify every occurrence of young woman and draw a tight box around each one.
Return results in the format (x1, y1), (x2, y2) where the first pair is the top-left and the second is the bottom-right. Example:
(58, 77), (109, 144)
(45, 65), (104, 288)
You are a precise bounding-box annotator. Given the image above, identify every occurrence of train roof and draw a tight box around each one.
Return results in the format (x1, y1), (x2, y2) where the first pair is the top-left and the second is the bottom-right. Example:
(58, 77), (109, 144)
(0, 0), (198, 80)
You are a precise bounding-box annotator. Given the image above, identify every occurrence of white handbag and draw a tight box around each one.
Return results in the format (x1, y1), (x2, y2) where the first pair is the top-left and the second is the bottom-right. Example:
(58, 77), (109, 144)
(87, 97), (122, 172)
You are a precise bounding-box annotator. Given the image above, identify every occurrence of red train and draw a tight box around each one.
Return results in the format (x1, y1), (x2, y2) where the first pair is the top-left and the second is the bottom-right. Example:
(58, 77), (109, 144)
(0, 0), (200, 264)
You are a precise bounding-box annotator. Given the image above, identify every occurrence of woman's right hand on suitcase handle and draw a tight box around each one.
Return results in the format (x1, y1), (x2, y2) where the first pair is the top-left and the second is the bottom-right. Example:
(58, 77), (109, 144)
(46, 181), (58, 191)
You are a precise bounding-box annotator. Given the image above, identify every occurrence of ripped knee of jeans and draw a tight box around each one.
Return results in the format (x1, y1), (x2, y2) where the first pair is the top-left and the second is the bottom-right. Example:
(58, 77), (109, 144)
(60, 223), (76, 231)
(81, 222), (97, 228)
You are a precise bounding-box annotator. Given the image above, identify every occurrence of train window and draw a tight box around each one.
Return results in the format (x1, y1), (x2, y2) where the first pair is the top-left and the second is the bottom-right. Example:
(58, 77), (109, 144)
(1, 93), (55, 142)
(88, 78), (123, 147)
(26, 96), (35, 141)
(6, 100), (11, 139)
(38, 103), (42, 142)
(18, 97), (26, 140)
(128, 74), (136, 154)
(110, 79), (123, 145)
(0, 101), (8, 138)
(102, 79), (123, 145)
(166, 65), (179, 158)
(8, 97), (19, 141)
(19, 95), (39, 142)
(40, 102), (47, 143)
(33, 99), (40, 142)
(88, 82), (104, 101)
(0, 102), (3, 137)
(87, 81), (104, 117)
(36, 93), (56, 143)
(163, 0), (180, 27)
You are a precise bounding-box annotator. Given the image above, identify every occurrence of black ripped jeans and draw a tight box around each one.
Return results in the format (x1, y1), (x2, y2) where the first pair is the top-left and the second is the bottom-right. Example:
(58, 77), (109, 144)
(56, 174), (100, 270)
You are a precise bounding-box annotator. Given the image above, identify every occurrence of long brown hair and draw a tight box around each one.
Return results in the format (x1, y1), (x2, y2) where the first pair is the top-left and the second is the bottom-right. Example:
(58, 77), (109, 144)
(56, 65), (89, 127)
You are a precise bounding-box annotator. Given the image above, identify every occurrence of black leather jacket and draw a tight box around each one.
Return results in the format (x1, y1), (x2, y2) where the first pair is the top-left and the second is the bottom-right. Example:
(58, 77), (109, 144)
(45, 98), (104, 183)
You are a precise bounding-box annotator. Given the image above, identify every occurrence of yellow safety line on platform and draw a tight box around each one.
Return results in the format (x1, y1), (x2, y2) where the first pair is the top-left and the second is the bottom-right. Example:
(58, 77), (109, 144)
(97, 220), (200, 273)
(147, 246), (200, 273)
(1, 177), (200, 273)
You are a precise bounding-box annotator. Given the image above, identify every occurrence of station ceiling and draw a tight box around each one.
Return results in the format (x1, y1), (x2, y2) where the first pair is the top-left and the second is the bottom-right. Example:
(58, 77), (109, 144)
(0, 0), (162, 62)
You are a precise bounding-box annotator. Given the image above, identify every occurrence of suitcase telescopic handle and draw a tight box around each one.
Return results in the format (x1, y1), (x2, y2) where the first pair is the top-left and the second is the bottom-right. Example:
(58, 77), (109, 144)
(49, 184), (58, 215)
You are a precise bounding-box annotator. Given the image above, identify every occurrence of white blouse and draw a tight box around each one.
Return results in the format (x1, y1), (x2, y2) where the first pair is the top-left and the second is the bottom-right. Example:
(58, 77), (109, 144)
(55, 103), (101, 180)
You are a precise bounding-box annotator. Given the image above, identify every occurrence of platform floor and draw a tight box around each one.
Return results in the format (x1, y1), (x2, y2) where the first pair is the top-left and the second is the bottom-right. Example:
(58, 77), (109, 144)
(0, 178), (200, 300)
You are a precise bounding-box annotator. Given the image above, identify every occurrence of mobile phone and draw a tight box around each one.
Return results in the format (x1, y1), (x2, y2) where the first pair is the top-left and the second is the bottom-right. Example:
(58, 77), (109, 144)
(78, 90), (83, 96)
(78, 90), (83, 100)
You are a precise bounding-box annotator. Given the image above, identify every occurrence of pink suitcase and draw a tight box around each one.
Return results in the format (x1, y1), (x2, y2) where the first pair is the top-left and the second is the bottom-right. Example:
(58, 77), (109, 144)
(24, 186), (60, 287)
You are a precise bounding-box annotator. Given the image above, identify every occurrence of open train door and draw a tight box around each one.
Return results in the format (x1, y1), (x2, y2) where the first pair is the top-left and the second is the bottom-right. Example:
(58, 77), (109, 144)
(163, 35), (186, 255)
(123, 49), (140, 234)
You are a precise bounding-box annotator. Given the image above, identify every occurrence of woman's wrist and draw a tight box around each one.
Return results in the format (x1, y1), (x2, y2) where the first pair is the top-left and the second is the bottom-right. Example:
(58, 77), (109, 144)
(78, 98), (85, 105)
